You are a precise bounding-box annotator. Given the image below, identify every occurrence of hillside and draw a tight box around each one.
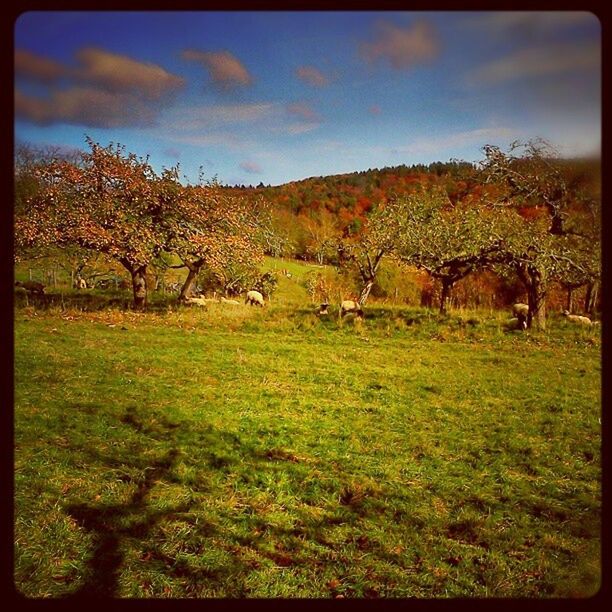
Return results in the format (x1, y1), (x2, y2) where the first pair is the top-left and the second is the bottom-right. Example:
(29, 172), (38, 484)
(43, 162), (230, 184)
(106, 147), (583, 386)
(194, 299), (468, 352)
(225, 161), (477, 229)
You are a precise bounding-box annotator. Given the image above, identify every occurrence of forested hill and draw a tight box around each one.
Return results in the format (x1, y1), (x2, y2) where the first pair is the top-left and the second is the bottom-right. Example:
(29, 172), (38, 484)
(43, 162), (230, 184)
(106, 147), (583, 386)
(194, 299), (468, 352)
(224, 161), (477, 226)
(223, 156), (599, 234)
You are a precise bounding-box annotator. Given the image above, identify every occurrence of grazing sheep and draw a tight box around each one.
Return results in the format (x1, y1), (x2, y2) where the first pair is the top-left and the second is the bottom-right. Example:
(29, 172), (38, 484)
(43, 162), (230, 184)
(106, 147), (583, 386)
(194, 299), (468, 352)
(245, 290), (265, 307)
(15, 280), (45, 294)
(340, 299), (363, 318)
(562, 310), (592, 325)
(317, 302), (329, 316)
(512, 303), (529, 318)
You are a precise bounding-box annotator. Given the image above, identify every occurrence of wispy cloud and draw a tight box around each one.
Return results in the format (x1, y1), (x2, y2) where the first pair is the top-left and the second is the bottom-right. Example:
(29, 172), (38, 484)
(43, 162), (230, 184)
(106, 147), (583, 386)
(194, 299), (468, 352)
(394, 127), (517, 156)
(73, 47), (185, 99)
(462, 11), (598, 39)
(15, 49), (67, 82)
(162, 131), (250, 150)
(168, 103), (277, 131)
(284, 123), (321, 135)
(467, 42), (600, 86)
(14, 47), (184, 128)
(359, 20), (439, 70)
(182, 49), (252, 89)
(287, 102), (320, 122)
(295, 65), (329, 87)
(15, 86), (157, 128)
(240, 160), (263, 174)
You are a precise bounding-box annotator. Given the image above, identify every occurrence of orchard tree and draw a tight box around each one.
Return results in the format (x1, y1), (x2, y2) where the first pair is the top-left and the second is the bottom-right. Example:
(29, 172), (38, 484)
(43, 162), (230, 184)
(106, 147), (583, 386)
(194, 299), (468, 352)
(169, 184), (264, 300)
(300, 208), (340, 265)
(336, 199), (403, 305)
(392, 187), (509, 314)
(16, 138), (185, 309)
(14, 142), (81, 264)
(479, 139), (601, 327)
(480, 139), (573, 235)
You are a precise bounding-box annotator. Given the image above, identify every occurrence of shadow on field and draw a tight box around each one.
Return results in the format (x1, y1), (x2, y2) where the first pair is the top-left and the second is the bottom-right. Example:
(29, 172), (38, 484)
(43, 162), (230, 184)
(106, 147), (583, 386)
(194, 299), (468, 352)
(57, 402), (427, 597)
(60, 405), (256, 597)
(65, 447), (189, 598)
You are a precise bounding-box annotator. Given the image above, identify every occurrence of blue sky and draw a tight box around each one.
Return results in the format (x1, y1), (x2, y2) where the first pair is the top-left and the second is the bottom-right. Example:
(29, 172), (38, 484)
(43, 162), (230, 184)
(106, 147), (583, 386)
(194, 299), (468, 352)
(15, 11), (601, 186)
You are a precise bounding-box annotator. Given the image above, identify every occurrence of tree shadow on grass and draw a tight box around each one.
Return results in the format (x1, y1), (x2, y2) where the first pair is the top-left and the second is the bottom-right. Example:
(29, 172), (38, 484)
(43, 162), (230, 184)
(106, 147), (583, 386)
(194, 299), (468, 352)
(64, 447), (194, 598)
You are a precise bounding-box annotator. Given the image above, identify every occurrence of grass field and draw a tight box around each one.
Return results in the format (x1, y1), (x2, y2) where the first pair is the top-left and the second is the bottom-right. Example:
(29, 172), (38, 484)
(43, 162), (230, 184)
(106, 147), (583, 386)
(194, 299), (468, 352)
(13, 262), (601, 598)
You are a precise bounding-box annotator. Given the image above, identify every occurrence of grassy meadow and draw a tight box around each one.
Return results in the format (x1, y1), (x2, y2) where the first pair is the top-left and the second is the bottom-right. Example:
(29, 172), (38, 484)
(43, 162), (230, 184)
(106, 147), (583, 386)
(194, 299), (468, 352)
(13, 259), (601, 598)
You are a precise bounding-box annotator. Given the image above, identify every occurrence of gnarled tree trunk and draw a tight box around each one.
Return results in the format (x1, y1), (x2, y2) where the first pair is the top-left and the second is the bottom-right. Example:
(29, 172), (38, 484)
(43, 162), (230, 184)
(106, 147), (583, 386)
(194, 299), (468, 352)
(120, 258), (148, 310)
(358, 279), (375, 306)
(517, 264), (547, 330)
(131, 265), (148, 310)
(178, 257), (205, 300)
(439, 278), (454, 314)
(584, 280), (599, 315)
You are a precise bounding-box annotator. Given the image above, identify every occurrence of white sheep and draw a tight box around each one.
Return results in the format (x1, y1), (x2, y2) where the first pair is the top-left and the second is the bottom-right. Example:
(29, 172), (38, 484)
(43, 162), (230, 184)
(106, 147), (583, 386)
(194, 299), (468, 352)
(562, 310), (592, 325)
(245, 290), (265, 307)
(182, 296), (209, 307)
(512, 303), (529, 318)
(505, 316), (527, 331)
(340, 299), (363, 318)
(76, 277), (87, 289)
(220, 297), (240, 305)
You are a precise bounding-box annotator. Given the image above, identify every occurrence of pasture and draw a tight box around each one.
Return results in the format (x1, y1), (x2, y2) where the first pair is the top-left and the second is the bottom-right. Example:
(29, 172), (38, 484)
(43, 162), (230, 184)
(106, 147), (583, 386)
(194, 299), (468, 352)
(13, 265), (601, 598)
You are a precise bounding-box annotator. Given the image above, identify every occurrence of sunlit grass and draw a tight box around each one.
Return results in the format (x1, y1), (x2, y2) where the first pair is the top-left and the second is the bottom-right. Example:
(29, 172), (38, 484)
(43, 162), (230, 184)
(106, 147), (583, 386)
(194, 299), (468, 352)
(14, 297), (601, 598)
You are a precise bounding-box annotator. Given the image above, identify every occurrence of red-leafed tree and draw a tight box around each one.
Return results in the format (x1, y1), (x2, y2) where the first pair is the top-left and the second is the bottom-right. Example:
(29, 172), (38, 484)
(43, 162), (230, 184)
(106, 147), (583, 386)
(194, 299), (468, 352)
(169, 184), (265, 300)
(15, 137), (185, 309)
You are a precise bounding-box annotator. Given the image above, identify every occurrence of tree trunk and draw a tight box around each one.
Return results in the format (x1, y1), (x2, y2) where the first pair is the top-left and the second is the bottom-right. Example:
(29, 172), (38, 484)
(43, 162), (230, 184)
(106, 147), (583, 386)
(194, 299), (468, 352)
(439, 278), (453, 314)
(516, 264), (546, 330)
(179, 265), (200, 300)
(131, 266), (148, 310)
(566, 287), (574, 313)
(526, 276), (546, 330)
(584, 280), (599, 315)
(358, 279), (374, 306)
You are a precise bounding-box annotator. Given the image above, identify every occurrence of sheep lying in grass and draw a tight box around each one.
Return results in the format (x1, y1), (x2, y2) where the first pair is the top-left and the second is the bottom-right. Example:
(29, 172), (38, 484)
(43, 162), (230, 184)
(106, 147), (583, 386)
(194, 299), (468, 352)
(340, 300), (363, 318)
(562, 310), (592, 325)
(220, 297), (240, 305)
(182, 296), (210, 306)
(505, 316), (527, 331)
(15, 280), (45, 294)
(245, 290), (265, 307)
(512, 303), (529, 318)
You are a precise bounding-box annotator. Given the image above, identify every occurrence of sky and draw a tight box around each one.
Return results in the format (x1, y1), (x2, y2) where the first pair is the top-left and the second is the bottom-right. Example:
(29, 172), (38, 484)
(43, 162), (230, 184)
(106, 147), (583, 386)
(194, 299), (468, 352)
(14, 11), (601, 187)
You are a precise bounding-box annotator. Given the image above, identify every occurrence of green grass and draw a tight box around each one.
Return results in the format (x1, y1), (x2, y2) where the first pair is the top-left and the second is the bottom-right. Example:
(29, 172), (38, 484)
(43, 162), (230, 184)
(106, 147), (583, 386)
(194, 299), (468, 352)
(14, 285), (601, 598)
